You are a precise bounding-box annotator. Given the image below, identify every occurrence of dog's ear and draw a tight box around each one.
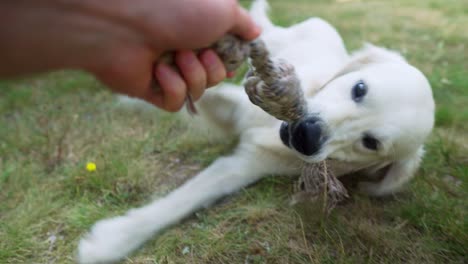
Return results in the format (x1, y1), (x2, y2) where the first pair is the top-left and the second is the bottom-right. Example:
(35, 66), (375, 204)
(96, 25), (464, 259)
(358, 147), (424, 196)
(328, 43), (406, 82)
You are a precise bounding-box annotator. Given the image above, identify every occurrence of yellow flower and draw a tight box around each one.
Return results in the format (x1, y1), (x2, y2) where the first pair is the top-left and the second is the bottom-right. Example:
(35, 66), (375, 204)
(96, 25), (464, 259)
(86, 162), (97, 172)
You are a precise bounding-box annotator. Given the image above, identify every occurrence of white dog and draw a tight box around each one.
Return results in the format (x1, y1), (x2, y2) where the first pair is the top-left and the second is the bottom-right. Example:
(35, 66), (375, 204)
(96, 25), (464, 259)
(78, 0), (435, 263)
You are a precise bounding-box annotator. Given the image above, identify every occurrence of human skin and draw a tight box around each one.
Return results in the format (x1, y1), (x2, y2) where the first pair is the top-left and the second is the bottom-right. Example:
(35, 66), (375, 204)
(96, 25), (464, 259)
(0, 0), (260, 111)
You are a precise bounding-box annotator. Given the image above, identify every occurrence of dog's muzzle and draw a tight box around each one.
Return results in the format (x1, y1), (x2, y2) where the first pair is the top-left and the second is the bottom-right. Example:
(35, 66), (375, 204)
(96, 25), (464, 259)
(280, 116), (325, 156)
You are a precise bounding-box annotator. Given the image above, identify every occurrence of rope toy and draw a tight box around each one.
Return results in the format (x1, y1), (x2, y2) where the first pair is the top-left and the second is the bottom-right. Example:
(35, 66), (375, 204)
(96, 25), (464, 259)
(154, 35), (349, 212)
(244, 39), (348, 213)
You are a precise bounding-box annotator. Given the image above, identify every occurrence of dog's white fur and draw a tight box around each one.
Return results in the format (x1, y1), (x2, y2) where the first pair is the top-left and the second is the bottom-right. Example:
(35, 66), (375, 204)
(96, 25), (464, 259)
(78, 1), (435, 263)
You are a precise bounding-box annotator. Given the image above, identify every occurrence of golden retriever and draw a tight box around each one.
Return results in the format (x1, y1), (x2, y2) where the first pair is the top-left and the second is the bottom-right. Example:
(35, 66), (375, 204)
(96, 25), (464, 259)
(78, 1), (435, 262)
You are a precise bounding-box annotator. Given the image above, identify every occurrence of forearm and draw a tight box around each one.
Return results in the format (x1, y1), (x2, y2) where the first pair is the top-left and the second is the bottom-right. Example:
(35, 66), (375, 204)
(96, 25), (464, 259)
(0, 0), (260, 112)
(0, 1), (141, 78)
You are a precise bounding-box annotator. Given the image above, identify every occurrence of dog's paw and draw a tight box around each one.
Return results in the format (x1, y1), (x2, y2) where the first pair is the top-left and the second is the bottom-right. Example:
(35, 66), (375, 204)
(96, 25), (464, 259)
(77, 216), (142, 264)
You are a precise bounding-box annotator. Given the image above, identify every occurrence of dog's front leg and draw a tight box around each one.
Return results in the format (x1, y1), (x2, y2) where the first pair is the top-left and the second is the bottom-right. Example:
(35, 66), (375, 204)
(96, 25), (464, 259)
(77, 144), (281, 264)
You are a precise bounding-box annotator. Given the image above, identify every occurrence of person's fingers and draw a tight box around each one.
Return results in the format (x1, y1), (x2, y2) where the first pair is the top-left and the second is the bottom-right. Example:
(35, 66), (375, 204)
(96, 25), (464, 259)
(148, 63), (187, 112)
(230, 7), (261, 40)
(199, 49), (227, 88)
(175, 50), (207, 101)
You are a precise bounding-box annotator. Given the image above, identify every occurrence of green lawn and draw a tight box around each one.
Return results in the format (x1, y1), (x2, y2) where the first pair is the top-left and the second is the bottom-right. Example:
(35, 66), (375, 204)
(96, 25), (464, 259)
(1, 0), (466, 263)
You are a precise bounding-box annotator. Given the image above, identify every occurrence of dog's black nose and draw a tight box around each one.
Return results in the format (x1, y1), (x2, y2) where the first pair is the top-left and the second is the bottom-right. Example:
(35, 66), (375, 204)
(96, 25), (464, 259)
(291, 117), (322, 156)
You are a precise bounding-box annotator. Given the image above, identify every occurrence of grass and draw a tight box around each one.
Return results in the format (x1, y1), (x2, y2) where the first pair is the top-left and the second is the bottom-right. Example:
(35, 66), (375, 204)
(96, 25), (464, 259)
(0, 0), (467, 263)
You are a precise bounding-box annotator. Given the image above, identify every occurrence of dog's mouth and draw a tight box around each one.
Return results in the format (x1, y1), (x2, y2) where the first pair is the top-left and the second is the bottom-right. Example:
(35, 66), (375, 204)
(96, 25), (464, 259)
(279, 116), (329, 158)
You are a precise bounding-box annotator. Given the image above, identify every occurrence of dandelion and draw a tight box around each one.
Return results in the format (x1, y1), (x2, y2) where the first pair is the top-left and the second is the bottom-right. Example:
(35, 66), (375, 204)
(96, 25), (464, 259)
(86, 162), (96, 172)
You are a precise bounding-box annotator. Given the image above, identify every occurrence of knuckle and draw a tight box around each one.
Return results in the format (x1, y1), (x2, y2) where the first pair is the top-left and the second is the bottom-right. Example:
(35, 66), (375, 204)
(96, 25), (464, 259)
(207, 0), (238, 30)
(224, 0), (239, 25)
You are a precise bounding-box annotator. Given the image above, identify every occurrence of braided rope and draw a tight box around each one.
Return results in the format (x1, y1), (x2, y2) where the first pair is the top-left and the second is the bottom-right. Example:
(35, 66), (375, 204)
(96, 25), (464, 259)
(155, 35), (349, 212)
(244, 40), (307, 122)
(243, 39), (348, 212)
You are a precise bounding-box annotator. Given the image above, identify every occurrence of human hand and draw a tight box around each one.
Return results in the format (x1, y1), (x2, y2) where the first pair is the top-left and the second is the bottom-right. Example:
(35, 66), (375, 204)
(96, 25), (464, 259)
(91, 0), (261, 111)
(0, 0), (261, 111)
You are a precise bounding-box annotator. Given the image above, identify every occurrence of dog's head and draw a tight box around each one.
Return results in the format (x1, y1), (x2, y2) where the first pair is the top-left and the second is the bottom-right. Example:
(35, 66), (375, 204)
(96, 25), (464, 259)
(280, 44), (435, 194)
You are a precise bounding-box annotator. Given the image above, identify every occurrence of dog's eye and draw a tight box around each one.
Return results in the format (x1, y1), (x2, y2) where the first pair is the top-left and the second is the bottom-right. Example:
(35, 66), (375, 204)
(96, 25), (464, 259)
(351, 80), (367, 102)
(362, 134), (379, 150)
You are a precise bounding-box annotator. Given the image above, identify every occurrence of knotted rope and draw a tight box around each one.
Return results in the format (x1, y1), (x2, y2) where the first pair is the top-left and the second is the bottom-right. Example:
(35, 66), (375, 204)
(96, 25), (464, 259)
(244, 39), (349, 213)
(155, 35), (349, 212)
